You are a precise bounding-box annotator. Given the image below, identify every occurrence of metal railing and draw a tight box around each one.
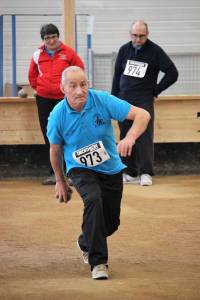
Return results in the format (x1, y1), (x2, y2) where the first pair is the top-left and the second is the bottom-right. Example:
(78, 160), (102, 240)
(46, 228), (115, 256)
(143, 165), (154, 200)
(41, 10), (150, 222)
(92, 52), (200, 95)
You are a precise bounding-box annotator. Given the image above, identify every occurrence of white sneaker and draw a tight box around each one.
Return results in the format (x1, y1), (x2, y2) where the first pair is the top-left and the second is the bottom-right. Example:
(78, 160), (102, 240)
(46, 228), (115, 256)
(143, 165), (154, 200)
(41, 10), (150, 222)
(42, 174), (56, 185)
(123, 173), (140, 184)
(92, 264), (108, 280)
(67, 177), (74, 186)
(140, 174), (152, 186)
(77, 240), (89, 264)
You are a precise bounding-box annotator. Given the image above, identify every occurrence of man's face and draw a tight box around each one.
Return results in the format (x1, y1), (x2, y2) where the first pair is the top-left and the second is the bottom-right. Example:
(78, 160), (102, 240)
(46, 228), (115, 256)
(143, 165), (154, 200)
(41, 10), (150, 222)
(43, 33), (60, 51)
(130, 23), (148, 47)
(61, 70), (89, 112)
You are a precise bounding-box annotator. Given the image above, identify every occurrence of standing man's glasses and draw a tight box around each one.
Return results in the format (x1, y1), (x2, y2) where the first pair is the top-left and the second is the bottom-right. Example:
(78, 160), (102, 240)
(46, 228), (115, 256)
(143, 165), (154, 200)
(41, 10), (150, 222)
(131, 34), (147, 39)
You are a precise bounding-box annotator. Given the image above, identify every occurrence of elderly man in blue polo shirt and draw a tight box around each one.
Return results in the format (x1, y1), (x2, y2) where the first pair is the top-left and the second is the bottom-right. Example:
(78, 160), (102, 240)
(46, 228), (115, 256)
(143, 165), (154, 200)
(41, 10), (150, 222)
(47, 66), (150, 280)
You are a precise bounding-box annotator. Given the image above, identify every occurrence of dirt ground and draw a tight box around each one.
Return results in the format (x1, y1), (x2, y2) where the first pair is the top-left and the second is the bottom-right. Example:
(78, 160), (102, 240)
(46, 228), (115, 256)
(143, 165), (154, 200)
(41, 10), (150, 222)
(0, 175), (200, 300)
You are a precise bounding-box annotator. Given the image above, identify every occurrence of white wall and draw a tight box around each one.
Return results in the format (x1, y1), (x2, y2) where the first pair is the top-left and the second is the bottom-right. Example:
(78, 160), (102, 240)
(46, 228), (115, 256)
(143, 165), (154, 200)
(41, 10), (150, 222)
(76, 0), (200, 54)
(1, 0), (64, 85)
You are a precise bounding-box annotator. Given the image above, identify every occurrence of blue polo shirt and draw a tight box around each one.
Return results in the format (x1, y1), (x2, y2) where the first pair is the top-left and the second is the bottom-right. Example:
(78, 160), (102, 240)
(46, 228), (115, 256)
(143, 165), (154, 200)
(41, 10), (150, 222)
(47, 89), (131, 175)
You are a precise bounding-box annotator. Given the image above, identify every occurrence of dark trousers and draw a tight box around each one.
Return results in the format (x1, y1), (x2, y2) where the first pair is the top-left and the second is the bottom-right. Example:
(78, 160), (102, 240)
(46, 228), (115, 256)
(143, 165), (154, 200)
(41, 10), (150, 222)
(36, 95), (61, 174)
(119, 102), (154, 176)
(69, 168), (123, 268)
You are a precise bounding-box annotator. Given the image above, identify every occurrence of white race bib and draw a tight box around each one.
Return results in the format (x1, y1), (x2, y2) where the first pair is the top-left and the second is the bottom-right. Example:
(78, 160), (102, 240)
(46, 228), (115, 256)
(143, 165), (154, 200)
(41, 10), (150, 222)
(123, 60), (148, 78)
(72, 141), (110, 167)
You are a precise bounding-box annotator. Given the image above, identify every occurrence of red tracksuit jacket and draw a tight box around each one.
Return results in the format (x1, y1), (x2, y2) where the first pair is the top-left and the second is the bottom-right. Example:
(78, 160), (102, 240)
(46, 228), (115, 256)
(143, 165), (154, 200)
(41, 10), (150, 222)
(28, 42), (84, 99)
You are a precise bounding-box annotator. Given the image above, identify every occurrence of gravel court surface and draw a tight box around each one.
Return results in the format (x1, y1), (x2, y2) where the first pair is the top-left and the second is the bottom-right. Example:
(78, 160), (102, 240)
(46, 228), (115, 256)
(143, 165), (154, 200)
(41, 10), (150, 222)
(0, 175), (200, 300)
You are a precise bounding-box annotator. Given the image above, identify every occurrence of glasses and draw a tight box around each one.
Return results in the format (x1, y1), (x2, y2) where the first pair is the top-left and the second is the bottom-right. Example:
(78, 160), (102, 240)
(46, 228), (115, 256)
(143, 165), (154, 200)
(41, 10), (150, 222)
(131, 34), (147, 39)
(43, 34), (58, 42)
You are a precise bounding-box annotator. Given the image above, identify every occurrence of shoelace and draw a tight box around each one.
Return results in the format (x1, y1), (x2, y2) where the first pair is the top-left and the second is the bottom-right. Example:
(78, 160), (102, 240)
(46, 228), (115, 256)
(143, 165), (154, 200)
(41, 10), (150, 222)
(95, 264), (107, 272)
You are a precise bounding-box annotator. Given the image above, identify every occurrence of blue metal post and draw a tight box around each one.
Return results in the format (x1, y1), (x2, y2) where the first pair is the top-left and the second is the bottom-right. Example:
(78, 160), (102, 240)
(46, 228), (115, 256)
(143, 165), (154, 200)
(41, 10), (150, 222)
(87, 33), (91, 50)
(87, 33), (92, 86)
(12, 15), (17, 96)
(86, 15), (94, 87)
(0, 15), (3, 96)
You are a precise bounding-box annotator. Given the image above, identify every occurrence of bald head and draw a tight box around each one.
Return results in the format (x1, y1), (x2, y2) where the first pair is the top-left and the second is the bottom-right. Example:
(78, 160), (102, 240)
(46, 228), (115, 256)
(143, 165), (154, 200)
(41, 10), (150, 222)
(60, 66), (89, 112)
(130, 21), (149, 34)
(61, 66), (87, 85)
(130, 20), (149, 47)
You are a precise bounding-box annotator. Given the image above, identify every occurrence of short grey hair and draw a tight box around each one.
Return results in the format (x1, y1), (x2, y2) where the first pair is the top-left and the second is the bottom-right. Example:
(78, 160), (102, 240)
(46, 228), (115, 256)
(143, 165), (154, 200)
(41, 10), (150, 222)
(61, 66), (86, 85)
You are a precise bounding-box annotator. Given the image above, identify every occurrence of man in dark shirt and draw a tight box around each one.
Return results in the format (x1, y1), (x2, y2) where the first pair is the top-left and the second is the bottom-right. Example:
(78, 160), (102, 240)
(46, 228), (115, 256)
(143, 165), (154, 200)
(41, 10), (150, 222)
(111, 20), (178, 186)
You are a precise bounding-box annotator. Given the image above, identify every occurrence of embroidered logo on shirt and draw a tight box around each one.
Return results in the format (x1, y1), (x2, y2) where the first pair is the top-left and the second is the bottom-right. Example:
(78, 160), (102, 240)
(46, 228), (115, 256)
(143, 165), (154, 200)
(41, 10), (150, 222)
(94, 114), (105, 127)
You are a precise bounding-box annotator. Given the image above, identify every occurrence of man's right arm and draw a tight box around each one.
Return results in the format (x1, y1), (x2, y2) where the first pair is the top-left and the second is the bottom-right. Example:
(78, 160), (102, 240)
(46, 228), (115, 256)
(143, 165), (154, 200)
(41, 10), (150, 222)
(28, 58), (39, 90)
(50, 144), (65, 181)
(50, 144), (71, 203)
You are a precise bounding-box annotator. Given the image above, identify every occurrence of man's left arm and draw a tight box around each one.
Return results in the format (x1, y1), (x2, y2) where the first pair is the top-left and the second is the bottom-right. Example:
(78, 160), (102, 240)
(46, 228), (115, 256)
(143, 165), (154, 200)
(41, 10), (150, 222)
(117, 106), (150, 157)
(154, 63), (178, 97)
(70, 48), (85, 70)
(154, 47), (179, 97)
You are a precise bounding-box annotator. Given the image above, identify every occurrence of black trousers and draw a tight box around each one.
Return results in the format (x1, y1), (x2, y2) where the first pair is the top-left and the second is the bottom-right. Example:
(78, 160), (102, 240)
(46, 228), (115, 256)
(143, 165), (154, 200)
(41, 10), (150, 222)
(69, 168), (123, 268)
(119, 102), (154, 176)
(36, 95), (62, 174)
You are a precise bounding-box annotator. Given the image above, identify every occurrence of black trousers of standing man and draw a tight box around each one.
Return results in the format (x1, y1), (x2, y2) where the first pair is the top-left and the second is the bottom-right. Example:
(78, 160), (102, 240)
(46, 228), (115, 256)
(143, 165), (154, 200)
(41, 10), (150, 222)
(119, 101), (154, 177)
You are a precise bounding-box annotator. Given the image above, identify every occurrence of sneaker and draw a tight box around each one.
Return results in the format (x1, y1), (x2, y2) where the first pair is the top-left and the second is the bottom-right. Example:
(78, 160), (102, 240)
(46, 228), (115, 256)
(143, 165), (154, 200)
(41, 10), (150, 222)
(42, 174), (56, 185)
(140, 174), (152, 186)
(92, 264), (108, 280)
(42, 175), (73, 187)
(67, 177), (74, 186)
(123, 173), (140, 184)
(77, 240), (89, 264)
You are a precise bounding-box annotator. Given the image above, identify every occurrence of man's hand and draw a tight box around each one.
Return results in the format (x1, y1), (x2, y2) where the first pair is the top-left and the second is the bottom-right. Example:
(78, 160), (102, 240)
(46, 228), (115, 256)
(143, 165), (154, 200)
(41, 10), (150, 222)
(154, 96), (158, 101)
(55, 180), (73, 203)
(117, 136), (135, 157)
(118, 105), (150, 157)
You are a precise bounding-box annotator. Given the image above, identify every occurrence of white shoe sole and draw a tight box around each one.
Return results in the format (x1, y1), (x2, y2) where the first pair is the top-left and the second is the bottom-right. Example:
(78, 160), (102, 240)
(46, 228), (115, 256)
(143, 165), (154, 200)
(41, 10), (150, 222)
(92, 272), (108, 280)
(140, 180), (152, 186)
(123, 180), (140, 184)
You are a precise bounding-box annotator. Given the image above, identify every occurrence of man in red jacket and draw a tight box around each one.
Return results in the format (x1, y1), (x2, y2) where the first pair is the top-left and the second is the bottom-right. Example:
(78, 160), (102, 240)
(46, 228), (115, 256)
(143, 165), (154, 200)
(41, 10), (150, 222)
(29, 23), (84, 185)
